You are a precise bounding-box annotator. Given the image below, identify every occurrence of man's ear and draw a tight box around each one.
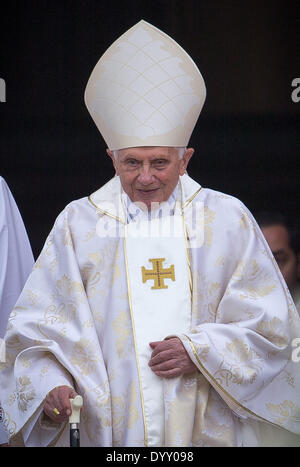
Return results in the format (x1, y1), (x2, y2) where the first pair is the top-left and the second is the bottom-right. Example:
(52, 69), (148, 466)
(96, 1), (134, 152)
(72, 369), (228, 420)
(179, 147), (194, 175)
(106, 149), (118, 175)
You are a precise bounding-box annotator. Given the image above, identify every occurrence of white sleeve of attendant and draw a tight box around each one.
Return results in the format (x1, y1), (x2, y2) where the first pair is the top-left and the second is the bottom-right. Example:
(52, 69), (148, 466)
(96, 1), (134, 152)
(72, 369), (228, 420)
(0, 177), (34, 338)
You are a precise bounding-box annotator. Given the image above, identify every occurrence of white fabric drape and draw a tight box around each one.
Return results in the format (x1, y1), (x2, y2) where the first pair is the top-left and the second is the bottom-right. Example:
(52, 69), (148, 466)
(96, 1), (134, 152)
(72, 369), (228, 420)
(0, 177), (34, 337)
(0, 175), (299, 447)
(0, 177), (34, 444)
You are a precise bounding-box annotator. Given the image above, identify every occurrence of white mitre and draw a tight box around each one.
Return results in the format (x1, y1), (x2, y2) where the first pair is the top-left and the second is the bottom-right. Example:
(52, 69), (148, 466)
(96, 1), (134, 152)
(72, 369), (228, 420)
(84, 20), (206, 150)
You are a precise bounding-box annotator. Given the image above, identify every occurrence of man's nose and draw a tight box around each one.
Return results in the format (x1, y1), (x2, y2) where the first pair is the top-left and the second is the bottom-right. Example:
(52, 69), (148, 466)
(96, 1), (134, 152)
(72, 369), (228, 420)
(137, 165), (155, 184)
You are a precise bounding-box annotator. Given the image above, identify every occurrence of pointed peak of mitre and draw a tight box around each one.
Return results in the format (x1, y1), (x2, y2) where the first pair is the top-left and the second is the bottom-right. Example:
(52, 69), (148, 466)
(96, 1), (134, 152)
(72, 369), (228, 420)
(85, 20), (206, 150)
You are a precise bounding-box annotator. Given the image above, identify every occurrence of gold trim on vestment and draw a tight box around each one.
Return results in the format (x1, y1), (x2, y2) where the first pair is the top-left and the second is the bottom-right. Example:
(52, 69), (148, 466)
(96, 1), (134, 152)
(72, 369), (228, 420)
(88, 196), (125, 224)
(123, 229), (148, 447)
(181, 187), (202, 313)
(50, 421), (69, 447)
(182, 187), (202, 209)
(182, 212), (193, 298)
(183, 333), (281, 428)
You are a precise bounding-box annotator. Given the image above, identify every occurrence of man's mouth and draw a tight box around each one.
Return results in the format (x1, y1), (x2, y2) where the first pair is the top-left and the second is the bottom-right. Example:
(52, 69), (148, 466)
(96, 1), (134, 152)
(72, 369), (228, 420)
(137, 188), (159, 194)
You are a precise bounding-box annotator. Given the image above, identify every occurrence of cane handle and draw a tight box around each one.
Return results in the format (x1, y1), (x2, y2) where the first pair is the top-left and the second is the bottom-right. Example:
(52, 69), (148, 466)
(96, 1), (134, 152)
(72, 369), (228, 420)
(69, 395), (83, 424)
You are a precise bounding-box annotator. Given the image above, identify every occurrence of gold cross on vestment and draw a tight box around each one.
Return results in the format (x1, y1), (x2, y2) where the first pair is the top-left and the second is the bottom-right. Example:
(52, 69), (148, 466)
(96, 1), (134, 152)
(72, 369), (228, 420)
(142, 258), (175, 290)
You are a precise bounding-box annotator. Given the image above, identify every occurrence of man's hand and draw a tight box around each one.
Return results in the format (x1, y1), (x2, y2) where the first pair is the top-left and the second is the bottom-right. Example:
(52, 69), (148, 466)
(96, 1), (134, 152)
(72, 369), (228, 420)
(148, 337), (197, 378)
(43, 386), (78, 422)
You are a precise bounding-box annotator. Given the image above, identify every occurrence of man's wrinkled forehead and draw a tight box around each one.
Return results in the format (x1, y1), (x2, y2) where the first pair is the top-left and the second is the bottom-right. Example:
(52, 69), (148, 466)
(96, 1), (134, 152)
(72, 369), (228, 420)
(114, 146), (184, 159)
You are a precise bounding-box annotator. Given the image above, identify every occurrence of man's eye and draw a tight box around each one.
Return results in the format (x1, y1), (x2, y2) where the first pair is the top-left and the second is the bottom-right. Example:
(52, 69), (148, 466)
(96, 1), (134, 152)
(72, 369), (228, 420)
(126, 160), (139, 167)
(153, 160), (166, 168)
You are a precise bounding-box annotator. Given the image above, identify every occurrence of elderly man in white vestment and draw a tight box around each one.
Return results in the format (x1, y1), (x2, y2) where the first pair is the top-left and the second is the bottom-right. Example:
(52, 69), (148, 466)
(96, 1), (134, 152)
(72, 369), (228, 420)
(1, 21), (300, 447)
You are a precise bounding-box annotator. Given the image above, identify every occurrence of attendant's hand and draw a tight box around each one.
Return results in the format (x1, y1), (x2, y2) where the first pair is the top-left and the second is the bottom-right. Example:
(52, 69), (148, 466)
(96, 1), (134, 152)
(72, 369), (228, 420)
(148, 337), (197, 378)
(43, 385), (78, 422)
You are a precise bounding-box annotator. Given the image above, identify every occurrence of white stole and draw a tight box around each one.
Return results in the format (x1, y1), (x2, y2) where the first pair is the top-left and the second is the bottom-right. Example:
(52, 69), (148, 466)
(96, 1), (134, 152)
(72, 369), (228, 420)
(124, 209), (192, 446)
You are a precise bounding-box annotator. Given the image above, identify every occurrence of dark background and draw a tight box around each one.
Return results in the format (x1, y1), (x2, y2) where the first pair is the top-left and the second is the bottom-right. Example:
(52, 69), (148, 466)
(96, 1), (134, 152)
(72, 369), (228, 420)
(1, 0), (299, 258)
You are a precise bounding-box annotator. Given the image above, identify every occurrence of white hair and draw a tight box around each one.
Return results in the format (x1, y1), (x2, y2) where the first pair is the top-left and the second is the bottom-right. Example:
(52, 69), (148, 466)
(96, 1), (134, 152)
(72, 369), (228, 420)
(112, 147), (186, 160)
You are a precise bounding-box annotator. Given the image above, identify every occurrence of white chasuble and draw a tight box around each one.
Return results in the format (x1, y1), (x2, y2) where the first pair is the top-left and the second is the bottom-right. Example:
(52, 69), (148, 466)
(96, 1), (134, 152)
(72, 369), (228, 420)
(125, 213), (191, 446)
(0, 174), (300, 447)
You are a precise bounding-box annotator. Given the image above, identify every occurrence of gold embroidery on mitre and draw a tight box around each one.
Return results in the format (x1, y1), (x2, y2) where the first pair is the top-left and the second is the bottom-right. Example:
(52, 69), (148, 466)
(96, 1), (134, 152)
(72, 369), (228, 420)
(142, 258), (175, 290)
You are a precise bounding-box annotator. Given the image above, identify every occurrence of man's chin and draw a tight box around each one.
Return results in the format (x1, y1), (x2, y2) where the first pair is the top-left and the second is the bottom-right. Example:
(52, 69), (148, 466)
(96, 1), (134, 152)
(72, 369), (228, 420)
(134, 200), (162, 211)
(133, 190), (163, 209)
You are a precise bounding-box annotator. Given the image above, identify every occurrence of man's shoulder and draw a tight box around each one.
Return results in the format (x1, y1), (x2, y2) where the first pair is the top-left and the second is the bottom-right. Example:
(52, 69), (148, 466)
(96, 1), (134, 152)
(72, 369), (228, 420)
(52, 178), (119, 230)
(60, 195), (91, 215)
(53, 192), (100, 228)
(197, 186), (248, 211)
(195, 186), (256, 231)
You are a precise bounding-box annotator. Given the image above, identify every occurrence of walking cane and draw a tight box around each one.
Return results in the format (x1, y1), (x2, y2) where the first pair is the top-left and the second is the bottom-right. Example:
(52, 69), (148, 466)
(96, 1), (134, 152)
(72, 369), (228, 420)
(69, 395), (83, 447)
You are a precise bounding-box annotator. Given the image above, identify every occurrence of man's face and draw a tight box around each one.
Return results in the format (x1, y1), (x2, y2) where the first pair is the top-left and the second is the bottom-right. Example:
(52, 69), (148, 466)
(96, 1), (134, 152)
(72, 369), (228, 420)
(261, 224), (300, 290)
(107, 146), (194, 209)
